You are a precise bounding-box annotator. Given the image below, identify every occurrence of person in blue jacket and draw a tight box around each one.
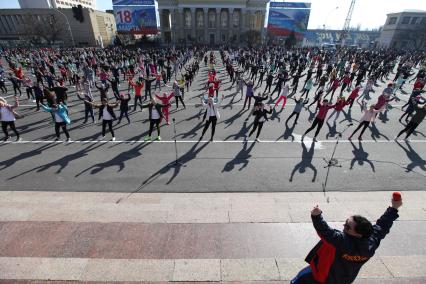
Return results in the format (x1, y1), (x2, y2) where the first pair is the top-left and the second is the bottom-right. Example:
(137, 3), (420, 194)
(291, 197), (402, 284)
(41, 103), (71, 142)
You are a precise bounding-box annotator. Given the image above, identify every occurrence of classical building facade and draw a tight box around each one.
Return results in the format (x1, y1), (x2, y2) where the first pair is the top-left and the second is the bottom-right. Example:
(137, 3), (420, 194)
(377, 10), (426, 50)
(157, 0), (268, 45)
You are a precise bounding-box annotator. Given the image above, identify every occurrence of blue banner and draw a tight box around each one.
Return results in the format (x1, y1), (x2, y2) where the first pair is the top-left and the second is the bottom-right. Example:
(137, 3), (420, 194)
(114, 6), (158, 34)
(112, 0), (155, 6)
(270, 2), (311, 9)
(267, 6), (311, 38)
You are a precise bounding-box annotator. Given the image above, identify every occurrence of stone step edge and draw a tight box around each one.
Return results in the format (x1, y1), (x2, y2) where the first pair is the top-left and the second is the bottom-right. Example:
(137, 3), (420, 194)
(1, 255), (424, 282)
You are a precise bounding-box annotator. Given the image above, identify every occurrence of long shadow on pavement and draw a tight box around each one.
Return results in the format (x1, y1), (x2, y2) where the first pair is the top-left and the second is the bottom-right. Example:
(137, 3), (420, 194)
(289, 141), (317, 183)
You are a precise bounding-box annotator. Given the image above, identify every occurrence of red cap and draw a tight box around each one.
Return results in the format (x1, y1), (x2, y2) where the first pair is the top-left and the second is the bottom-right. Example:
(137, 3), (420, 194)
(392, 192), (402, 201)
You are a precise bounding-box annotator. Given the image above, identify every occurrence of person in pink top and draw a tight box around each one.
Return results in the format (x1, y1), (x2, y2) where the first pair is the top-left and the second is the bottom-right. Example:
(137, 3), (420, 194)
(348, 102), (381, 141)
(98, 70), (109, 85)
(155, 91), (174, 124)
(303, 99), (335, 142)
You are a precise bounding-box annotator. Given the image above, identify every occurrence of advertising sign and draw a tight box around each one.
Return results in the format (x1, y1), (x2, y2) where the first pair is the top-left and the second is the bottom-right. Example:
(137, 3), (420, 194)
(267, 2), (311, 38)
(114, 6), (158, 34)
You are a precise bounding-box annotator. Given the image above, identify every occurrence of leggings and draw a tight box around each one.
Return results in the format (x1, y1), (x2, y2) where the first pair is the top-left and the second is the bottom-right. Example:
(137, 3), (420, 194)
(118, 110), (130, 123)
(175, 96), (185, 108)
(35, 96), (44, 110)
(304, 118), (325, 138)
(243, 96), (252, 109)
(274, 96), (287, 108)
(54, 122), (70, 139)
(13, 85), (22, 95)
(161, 107), (170, 123)
(102, 120), (115, 137)
(2, 121), (19, 138)
(397, 121), (419, 139)
(286, 112), (300, 124)
(201, 116), (217, 139)
(346, 98), (355, 108)
(26, 87), (34, 99)
(134, 96), (143, 110)
(249, 121), (264, 138)
(148, 118), (161, 137)
(84, 106), (95, 123)
(145, 88), (152, 100)
(328, 109), (342, 122)
(350, 121), (370, 138)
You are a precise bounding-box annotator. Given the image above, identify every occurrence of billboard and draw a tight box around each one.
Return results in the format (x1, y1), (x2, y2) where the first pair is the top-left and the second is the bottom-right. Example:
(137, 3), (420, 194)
(112, 0), (155, 5)
(267, 2), (311, 38)
(113, 6), (158, 34)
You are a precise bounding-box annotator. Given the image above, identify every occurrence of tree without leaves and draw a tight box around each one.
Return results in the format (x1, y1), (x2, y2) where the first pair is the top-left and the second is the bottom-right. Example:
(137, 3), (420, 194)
(18, 13), (65, 45)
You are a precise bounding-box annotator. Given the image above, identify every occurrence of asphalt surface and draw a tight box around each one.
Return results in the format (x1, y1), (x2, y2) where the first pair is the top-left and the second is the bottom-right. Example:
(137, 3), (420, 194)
(1, 52), (425, 193)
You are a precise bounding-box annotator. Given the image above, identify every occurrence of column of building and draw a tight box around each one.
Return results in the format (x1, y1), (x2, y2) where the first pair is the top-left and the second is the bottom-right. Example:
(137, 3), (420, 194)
(203, 8), (208, 45)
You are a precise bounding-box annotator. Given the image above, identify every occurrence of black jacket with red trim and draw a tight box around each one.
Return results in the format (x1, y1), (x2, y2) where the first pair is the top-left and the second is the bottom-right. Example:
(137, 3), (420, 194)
(305, 207), (399, 284)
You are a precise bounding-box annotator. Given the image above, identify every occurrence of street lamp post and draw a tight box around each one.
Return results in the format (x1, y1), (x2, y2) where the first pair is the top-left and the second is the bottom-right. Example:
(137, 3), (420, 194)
(323, 6), (339, 30)
(54, 8), (75, 47)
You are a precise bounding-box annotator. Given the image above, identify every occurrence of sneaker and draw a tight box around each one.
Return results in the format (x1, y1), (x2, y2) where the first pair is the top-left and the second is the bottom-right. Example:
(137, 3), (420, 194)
(66, 138), (72, 143)
(144, 136), (151, 142)
(358, 136), (363, 141)
(156, 136), (161, 141)
(313, 137), (318, 142)
(111, 137), (116, 141)
(55, 137), (60, 141)
(3, 136), (10, 142)
(16, 136), (21, 142)
(348, 136), (352, 140)
(101, 136), (106, 140)
(255, 138), (260, 142)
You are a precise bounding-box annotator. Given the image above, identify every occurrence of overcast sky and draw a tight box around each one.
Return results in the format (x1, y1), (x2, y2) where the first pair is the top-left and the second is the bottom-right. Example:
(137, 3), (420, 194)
(1, 0), (425, 30)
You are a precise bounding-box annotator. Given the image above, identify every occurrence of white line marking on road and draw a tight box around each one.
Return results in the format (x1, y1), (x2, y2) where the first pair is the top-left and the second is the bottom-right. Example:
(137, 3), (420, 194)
(12, 103), (411, 108)
(2, 139), (426, 144)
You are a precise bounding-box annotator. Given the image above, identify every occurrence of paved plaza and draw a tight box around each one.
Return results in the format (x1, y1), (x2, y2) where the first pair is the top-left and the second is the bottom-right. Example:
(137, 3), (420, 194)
(0, 51), (425, 283)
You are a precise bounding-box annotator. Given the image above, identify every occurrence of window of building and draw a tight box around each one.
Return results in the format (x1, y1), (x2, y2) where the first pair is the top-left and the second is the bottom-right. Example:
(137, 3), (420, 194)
(410, 17), (418, 24)
(221, 33), (226, 42)
(233, 11), (239, 27)
(387, 17), (397, 25)
(196, 10), (203, 27)
(208, 11), (216, 28)
(184, 10), (191, 28)
(220, 10), (228, 28)
(401, 16), (410, 24)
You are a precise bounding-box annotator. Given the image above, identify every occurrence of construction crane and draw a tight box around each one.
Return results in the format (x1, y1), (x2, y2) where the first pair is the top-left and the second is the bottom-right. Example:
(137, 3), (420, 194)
(338, 0), (356, 46)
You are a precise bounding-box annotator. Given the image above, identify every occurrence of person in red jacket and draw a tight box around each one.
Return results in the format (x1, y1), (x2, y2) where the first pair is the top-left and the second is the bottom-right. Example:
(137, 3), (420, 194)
(128, 78), (144, 111)
(291, 197), (402, 284)
(155, 91), (174, 125)
(346, 86), (361, 109)
(327, 96), (349, 124)
(302, 99), (335, 142)
(213, 78), (222, 97)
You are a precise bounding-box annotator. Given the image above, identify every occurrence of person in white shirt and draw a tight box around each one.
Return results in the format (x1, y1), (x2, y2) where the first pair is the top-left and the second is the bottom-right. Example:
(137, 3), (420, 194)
(348, 102), (381, 141)
(0, 96), (20, 141)
(200, 95), (223, 142)
(139, 97), (169, 141)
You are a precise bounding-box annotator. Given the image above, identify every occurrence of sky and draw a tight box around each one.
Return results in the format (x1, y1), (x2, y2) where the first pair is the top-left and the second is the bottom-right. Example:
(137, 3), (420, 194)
(1, 0), (425, 30)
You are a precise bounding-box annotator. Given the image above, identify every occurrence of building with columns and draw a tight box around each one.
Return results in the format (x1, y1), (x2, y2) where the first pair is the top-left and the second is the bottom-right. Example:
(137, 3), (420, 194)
(158, 0), (268, 45)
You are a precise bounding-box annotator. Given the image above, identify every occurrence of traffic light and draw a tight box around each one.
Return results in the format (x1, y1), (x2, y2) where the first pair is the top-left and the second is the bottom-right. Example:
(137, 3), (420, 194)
(72, 4), (84, 22)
